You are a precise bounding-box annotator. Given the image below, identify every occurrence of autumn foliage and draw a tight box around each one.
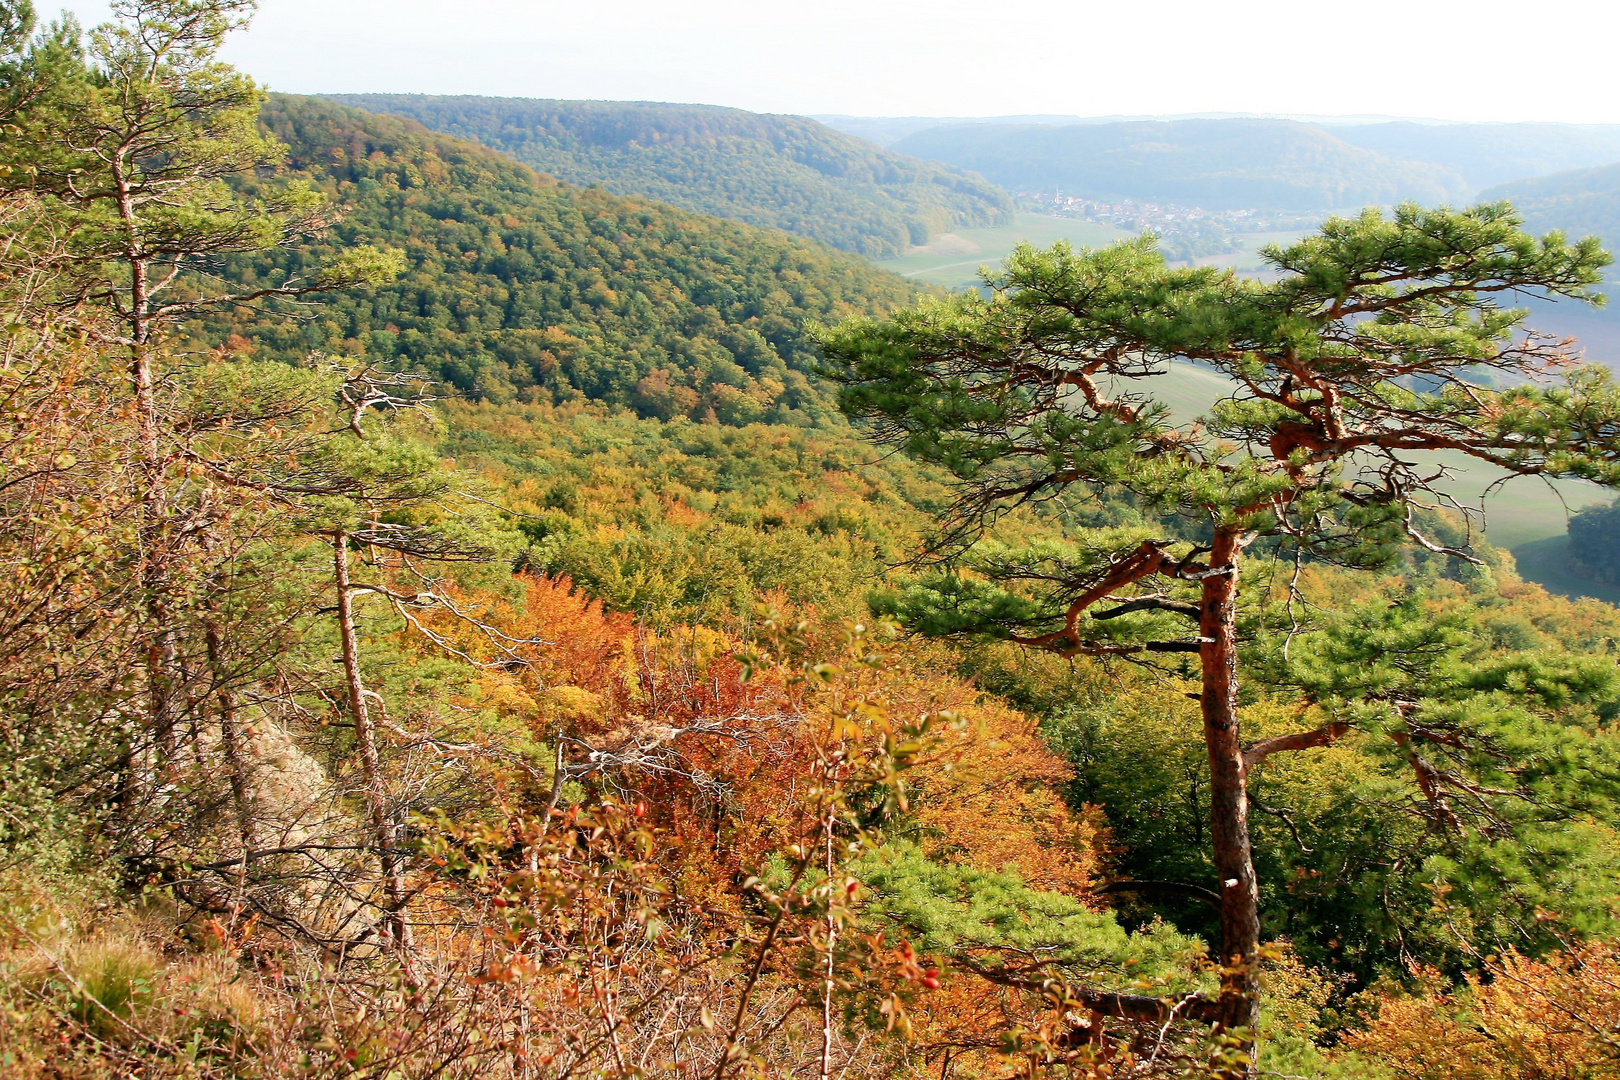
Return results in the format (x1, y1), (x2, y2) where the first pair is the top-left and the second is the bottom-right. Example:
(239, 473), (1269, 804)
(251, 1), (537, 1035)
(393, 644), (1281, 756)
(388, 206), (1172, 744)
(1346, 941), (1620, 1078)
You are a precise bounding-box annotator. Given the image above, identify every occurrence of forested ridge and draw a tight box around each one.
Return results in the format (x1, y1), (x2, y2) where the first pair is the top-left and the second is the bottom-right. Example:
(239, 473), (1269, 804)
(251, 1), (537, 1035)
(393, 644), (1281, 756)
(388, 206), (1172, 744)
(198, 95), (922, 424)
(325, 94), (1013, 258)
(4, 4), (1620, 1080)
(1484, 161), (1620, 259)
(1327, 120), (1620, 192)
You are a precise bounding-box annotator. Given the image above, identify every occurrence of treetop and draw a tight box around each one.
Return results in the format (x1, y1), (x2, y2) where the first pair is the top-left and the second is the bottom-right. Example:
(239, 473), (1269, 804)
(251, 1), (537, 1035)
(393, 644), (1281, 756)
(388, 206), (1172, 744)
(817, 202), (1620, 551)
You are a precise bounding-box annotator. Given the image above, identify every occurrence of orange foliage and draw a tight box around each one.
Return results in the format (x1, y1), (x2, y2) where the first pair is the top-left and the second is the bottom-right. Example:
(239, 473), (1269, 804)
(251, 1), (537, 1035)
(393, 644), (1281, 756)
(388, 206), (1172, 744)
(885, 660), (1099, 898)
(1344, 941), (1620, 1079)
(368, 578), (1113, 1075)
(428, 577), (1099, 902)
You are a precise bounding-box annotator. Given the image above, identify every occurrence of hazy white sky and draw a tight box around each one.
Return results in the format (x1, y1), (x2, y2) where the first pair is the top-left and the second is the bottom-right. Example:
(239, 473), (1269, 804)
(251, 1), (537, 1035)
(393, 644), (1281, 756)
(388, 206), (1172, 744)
(50, 0), (1620, 124)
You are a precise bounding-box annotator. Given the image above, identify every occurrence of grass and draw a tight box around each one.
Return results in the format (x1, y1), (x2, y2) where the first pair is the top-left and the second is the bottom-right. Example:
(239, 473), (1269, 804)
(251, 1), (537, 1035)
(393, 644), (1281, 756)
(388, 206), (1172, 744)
(876, 217), (1309, 290)
(1421, 452), (1609, 550)
(877, 213), (1133, 288)
(67, 941), (157, 1037)
(0, 875), (275, 1071)
(1508, 534), (1620, 604)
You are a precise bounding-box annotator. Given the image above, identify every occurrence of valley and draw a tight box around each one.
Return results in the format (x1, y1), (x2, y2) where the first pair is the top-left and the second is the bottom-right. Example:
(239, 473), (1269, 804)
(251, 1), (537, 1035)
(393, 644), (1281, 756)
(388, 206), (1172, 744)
(218, 92), (1620, 621)
(1138, 362), (1619, 595)
(6, 6), (1620, 1076)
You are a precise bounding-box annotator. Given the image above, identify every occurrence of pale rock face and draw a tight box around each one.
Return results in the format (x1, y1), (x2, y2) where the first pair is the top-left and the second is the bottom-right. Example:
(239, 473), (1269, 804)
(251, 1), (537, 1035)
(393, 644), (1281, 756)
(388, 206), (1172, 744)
(240, 719), (343, 851)
(174, 716), (378, 944)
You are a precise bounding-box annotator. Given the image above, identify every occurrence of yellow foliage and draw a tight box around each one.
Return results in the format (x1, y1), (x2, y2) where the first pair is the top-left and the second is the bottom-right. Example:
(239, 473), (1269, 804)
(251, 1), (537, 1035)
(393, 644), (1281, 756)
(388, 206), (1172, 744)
(1345, 941), (1620, 1079)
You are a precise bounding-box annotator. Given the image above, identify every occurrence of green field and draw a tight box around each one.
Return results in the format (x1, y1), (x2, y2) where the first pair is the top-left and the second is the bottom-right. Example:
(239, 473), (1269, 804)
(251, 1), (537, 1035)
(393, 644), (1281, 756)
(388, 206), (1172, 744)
(1508, 535), (1620, 603)
(876, 212), (1134, 287)
(1183, 229), (1309, 278)
(877, 214), (1310, 289)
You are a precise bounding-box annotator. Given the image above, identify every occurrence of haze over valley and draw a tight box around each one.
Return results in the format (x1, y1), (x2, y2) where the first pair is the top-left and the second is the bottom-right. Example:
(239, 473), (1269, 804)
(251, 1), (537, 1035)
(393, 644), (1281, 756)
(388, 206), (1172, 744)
(9, 4), (1620, 1077)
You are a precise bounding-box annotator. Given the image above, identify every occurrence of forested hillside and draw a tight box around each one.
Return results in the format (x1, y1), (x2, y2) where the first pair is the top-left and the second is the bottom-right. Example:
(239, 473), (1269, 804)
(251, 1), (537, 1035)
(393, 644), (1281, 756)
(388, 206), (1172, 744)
(324, 94), (1013, 258)
(890, 118), (1465, 209)
(1328, 120), (1620, 192)
(6, 5), (1620, 1079)
(816, 113), (1089, 146)
(1483, 161), (1620, 253)
(197, 95), (920, 423)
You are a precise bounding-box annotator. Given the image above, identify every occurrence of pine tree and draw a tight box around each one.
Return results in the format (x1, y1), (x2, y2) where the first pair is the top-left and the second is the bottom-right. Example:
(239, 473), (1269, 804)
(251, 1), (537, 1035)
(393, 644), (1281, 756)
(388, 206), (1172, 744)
(0, 0), (400, 764)
(816, 204), (1620, 1069)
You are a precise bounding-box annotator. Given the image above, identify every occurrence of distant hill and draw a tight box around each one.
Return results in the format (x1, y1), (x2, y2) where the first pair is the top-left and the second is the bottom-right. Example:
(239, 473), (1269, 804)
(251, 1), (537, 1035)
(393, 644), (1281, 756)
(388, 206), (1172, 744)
(1483, 163), (1620, 250)
(1328, 121), (1620, 192)
(321, 95), (1013, 259)
(198, 96), (921, 423)
(1483, 164), (1620, 331)
(889, 119), (1466, 210)
(815, 114), (1089, 146)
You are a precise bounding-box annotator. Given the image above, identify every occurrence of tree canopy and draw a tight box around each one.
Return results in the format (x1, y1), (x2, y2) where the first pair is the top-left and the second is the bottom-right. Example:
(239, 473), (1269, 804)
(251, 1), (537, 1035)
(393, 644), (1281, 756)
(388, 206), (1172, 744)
(191, 95), (923, 424)
(6, 3), (1620, 1075)
(327, 94), (1013, 258)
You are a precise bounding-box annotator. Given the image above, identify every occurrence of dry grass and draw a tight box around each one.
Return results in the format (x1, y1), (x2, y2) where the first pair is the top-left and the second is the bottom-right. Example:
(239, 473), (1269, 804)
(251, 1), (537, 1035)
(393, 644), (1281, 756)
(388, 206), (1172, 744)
(0, 877), (284, 1079)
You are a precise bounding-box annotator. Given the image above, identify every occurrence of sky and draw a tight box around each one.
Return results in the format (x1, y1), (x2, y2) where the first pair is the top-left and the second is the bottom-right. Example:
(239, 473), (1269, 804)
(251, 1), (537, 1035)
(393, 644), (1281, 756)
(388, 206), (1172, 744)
(50, 0), (1620, 124)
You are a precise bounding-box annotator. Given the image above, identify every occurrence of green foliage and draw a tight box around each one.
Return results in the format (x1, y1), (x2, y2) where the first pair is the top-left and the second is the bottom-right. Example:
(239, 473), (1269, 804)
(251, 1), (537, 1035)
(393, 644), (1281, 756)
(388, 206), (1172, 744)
(326, 94), (1014, 258)
(10, 8), (1620, 1069)
(438, 399), (958, 626)
(1155, 218), (1241, 263)
(1026, 581), (1620, 982)
(869, 532), (1196, 649)
(192, 95), (922, 423)
(0, 0), (51, 124)
(1566, 499), (1620, 584)
(819, 203), (1620, 1021)
(854, 839), (1202, 989)
(892, 119), (1466, 211)
(819, 204), (1615, 574)
(0, 1), (401, 340)
(5, 5), (286, 284)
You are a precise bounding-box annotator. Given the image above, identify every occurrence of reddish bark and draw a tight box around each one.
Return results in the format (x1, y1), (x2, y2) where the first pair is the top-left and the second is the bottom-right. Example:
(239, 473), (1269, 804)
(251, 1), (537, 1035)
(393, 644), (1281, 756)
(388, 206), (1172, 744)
(1199, 526), (1262, 1050)
(1244, 721), (1352, 769)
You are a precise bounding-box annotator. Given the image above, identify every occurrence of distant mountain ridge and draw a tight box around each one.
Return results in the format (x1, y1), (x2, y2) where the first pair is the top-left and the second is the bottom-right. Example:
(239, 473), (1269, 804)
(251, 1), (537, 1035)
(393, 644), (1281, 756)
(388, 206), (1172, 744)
(814, 115), (1093, 146)
(322, 95), (1013, 259)
(1328, 121), (1620, 192)
(827, 114), (1620, 209)
(888, 118), (1467, 211)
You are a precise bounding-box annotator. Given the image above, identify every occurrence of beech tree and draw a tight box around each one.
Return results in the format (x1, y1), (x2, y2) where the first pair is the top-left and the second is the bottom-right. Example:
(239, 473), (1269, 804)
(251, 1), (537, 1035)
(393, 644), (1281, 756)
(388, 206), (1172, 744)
(816, 204), (1620, 1064)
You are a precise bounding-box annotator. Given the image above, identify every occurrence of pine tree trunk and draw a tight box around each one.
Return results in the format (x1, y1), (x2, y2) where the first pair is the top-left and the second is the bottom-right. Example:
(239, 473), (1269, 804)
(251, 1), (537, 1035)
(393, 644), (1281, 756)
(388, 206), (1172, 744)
(333, 532), (413, 957)
(134, 336), (175, 761)
(115, 157), (179, 778)
(1198, 525), (1260, 1069)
